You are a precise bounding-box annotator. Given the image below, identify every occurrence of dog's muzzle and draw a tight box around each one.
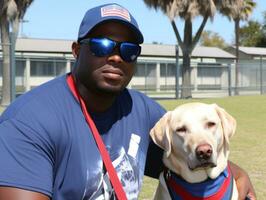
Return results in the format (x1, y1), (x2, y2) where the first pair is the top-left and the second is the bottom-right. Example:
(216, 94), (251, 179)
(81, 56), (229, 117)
(188, 143), (217, 170)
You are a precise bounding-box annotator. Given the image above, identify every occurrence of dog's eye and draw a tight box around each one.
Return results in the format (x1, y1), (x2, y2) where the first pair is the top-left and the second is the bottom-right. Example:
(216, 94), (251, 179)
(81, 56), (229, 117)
(176, 126), (187, 133)
(206, 121), (216, 128)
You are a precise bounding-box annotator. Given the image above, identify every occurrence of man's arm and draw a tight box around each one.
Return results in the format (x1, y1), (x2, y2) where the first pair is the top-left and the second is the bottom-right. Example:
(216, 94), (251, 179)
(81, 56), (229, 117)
(0, 187), (50, 200)
(230, 161), (256, 200)
(144, 140), (164, 178)
(0, 120), (54, 200)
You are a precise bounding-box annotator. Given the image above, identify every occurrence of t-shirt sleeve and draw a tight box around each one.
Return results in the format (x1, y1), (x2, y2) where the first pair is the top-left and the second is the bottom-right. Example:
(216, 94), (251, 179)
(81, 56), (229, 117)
(144, 139), (164, 179)
(0, 118), (54, 197)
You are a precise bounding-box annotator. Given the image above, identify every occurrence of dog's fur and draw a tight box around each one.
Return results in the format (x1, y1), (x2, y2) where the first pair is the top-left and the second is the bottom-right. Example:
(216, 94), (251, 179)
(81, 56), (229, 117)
(150, 102), (238, 200)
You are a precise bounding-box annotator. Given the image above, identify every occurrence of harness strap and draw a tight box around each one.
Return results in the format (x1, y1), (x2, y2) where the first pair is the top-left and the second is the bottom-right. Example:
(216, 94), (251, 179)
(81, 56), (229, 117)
(165, 166), (233, 200)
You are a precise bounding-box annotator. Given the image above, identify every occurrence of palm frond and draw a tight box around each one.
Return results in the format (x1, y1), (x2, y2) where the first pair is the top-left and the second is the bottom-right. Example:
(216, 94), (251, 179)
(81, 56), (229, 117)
(6, 0), (18, 21)
(144, 0), (217, 20)
(219, 0), (256, 21)
(0, 0), (33, 22)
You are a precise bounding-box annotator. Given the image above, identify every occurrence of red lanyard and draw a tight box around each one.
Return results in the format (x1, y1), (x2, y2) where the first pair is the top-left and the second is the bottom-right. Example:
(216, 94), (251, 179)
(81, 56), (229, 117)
(66, 74), (127, 200)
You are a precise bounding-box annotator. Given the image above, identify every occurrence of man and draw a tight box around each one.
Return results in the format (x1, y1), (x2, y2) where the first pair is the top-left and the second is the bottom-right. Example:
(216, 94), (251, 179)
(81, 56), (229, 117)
(0, 3), (256, 200)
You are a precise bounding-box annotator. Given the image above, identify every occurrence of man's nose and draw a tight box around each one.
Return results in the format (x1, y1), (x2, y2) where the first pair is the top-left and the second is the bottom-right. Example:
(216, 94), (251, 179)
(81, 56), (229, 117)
(107, 47), (123, 63)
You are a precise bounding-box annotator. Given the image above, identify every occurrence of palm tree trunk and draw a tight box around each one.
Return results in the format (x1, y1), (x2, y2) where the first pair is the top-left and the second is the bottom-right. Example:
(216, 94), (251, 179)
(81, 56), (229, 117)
(181, 19), (193, 98)
(182, 51), (192, 98)
(235, 18), (240, 95)
(171, 20), (184, 50)
(191, 15), (209, 50)
(0, 16), (11, 106)
(171, 15), (209, 99)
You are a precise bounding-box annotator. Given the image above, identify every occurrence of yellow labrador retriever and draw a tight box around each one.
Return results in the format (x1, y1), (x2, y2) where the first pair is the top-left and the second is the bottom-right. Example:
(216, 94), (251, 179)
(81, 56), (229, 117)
(150, 102), (238, 200)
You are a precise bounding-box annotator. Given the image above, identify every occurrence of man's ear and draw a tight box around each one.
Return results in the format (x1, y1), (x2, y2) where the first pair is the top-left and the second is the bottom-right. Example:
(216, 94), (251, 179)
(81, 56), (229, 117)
(72, 42), (80, 58)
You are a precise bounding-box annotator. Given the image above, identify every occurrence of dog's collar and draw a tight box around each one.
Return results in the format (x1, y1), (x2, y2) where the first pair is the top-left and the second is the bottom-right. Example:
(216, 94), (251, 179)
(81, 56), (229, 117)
(164, 165), (234, 200)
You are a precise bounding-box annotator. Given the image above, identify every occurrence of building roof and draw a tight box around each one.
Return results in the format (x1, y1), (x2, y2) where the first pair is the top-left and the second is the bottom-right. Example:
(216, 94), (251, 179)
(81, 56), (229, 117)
(141, 44), (235, 59)
(192, 46), (235, 58)
(0, 37), (235, 59)
(237, 46), (266, 56)
(15, 38), (73, 53)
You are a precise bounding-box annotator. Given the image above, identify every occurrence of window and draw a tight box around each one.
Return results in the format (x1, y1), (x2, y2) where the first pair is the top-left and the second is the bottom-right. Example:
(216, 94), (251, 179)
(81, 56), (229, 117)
(146, 63), (156, 77)
(160, 63), (177, 77)
(197, 63), (222, 89)
(0, 60), (2, 76)
(16, 60), (26, 76)
(135, 62), (156, 77)
(0, 59), (25, 76)
(135, 63), (146, 77)
(31, 59), (66, 77)
(198, 63), (222, 78)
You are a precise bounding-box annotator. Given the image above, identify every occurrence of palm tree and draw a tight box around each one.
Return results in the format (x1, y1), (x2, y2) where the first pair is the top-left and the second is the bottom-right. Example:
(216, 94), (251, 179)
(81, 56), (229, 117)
(143, 0), (250, 98)
(0, 0), (33, 106)
(144, 0), (219, 98)
(219, 0), (256, 95)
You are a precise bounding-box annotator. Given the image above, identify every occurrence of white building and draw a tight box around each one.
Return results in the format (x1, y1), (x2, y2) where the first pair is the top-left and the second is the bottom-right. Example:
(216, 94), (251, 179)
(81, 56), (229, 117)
(226, 46), (266, 94)
(0, 38), (236, 98)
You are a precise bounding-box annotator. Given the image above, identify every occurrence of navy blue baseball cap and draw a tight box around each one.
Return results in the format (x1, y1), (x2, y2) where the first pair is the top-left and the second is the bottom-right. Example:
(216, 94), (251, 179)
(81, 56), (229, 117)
(78, 3), (144, 44)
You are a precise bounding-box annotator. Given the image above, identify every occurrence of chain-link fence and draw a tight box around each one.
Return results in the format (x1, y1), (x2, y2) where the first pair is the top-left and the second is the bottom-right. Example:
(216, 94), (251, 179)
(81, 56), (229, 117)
(131, 59), (266, 98)
(0, 55), (71, 99)
(1, 53), (266, 99)
(0, 41), (12, 104)
(237, 59), (266, 94)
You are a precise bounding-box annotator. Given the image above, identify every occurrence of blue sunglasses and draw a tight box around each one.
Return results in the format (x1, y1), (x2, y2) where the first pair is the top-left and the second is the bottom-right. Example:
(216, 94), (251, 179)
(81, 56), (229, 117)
(79, 37), (141, 63)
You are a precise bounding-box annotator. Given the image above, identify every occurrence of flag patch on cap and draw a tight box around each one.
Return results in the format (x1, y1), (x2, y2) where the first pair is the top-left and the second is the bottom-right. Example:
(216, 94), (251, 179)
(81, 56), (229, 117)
(101, 5), (131, 22)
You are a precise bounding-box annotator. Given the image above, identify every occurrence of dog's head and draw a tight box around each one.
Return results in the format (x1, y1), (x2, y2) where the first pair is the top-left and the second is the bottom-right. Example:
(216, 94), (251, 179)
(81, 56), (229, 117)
(150, 102), (236, 182)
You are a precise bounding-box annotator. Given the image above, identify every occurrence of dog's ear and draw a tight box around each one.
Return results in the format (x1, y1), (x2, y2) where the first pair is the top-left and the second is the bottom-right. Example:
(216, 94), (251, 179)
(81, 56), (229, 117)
(150, 111), (172, 157)
(213, 104), (236, 144)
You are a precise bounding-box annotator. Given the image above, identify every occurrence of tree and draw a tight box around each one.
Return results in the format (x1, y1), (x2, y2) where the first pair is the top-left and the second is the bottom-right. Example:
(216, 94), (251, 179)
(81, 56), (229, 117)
(257, 11), (266, 47)
(238, 11), (266, 47)
(239, 20), (263, 46)
(143, 0), (244, 98)
(220, 0), (256, 95)
(0, 0), (33, 106)
(200, 30), (227, 49)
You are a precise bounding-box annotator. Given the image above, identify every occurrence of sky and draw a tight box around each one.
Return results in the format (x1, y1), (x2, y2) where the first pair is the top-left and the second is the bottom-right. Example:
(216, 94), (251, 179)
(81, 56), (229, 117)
(21, 0), (266, 45)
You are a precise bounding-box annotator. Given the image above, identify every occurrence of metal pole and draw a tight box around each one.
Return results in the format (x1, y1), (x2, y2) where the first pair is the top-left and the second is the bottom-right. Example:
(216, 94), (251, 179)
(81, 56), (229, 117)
(20, 19), (29, 37)
(260, 55), (263, 94)
(228, 64), (232, 96)
(175, 45), (179, 99)
(9, 31), (16, 102)
(145, 63), (147, 95)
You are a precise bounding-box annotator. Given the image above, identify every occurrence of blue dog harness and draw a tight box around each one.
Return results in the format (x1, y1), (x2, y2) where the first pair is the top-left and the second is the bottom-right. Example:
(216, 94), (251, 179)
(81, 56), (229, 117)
(164, 166), (234, 200)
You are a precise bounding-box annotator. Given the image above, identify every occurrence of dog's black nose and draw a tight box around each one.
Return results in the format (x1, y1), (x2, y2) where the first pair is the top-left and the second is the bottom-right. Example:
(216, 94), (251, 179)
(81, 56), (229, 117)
(195, 144), (213, 161)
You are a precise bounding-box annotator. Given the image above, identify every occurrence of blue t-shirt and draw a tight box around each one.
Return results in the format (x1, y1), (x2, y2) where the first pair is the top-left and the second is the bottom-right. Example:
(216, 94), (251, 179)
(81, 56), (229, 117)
(0, 75), (165, 200)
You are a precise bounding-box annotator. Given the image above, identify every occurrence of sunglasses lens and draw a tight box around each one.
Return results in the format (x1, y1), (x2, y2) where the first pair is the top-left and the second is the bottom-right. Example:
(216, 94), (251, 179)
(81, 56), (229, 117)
(120, 43), (141, 62)
(89, 38), (115, 57)
(82, 38), (141, 62)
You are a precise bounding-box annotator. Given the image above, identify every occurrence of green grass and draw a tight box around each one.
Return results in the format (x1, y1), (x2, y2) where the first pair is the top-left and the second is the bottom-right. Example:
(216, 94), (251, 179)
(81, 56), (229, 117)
(0, 106), (5, 113)
(139, 95), (266, 200)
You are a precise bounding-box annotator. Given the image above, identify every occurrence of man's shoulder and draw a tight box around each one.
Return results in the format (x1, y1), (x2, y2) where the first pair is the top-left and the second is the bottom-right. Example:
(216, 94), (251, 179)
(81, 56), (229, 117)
(0, 75), (77, 145)
(119, 89), (166, 123)
(124, 89), (164, 110)
(124, 88), (155, 103)
(1, 75), (70, 120)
